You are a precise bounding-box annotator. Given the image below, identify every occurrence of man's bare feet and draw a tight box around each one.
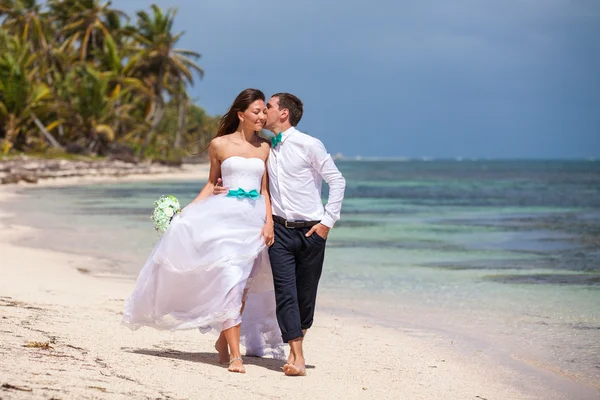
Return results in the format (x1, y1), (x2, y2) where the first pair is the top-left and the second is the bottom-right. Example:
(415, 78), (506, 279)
(283, 356), (306, 376)
(282, 353), (296, 372)
(215, 335), (229, 365)
(228, 357), (246, 373)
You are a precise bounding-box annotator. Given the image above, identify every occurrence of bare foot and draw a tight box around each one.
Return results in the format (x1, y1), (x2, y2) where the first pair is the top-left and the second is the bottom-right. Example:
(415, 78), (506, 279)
(228, 357), (246, 373)
(283, 356), (306, 376)
(281, 354), (295, 372)
(215, 335), (229, 365)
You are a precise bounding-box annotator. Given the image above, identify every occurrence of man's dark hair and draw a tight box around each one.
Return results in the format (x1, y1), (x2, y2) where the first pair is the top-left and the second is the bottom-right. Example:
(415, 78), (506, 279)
(273, 92), (303, 126)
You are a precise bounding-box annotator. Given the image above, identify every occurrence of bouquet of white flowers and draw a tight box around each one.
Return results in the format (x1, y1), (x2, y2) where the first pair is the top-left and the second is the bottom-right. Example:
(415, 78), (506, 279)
(151, 195), (181, 234)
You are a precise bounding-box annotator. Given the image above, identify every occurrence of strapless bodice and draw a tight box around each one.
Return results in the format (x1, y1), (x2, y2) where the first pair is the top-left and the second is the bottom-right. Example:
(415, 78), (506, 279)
(221, 156), (264, 192)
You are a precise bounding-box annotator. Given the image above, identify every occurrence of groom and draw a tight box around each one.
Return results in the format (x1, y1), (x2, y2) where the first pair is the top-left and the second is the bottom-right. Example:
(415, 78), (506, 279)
(263, 92), (345, 376)
(216, 93), (346, 376)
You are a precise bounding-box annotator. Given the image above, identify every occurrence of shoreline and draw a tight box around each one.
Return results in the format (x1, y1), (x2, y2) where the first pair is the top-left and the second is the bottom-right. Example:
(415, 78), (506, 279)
(1, 179), (599, 399)
(319, 294), (600, 396)
(0, 157), (210, 186)
(0, 223), (534, 400)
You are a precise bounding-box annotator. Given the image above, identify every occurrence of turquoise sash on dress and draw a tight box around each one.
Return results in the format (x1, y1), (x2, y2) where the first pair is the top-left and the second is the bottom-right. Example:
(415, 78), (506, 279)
(227, 188), (261, 199)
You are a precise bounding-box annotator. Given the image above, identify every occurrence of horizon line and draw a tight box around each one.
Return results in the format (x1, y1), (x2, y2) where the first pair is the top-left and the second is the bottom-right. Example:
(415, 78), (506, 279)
(335, 156), (599, 162)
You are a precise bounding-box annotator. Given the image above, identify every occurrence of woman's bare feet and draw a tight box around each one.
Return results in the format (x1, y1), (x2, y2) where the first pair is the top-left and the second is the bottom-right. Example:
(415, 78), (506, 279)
(283, 356), (306, 376)
(228, 357), (246, 373)
(215, 334), (229, 365)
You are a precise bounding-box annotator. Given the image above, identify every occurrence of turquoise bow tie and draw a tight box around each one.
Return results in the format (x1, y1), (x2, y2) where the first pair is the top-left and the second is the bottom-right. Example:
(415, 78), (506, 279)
(227, 188), (261, 200)
(271, 132), (282, 148)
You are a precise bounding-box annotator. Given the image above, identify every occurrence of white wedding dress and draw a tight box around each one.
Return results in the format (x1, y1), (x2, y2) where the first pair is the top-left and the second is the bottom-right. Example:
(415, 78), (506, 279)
(122, 156), (285, 359)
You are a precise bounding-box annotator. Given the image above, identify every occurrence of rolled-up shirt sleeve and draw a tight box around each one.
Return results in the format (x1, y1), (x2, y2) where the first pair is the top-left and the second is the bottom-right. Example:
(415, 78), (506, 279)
(306, 139), (346, 228)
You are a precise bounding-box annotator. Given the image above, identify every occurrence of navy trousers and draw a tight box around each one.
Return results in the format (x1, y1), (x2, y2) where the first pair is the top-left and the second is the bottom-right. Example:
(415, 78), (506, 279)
(269, 221), (327, 342)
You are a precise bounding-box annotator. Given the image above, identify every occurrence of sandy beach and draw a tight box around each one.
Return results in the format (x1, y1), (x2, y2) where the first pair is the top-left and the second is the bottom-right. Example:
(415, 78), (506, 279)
(0, 160), (211, 187)
(0, 176), (597, 400)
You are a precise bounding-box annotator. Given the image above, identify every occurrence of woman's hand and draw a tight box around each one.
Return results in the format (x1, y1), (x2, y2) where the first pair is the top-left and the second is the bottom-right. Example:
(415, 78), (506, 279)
(213, 178), (229, 196)
(262, 222), (274, 246)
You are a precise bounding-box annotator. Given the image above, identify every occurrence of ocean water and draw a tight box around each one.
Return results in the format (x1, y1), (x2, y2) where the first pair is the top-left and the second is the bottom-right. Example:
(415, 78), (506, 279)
(5, 160), (600, 388)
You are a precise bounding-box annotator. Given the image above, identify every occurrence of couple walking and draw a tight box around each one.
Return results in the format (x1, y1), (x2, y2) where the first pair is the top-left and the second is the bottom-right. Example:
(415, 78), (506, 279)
(122, 89), (346, 376)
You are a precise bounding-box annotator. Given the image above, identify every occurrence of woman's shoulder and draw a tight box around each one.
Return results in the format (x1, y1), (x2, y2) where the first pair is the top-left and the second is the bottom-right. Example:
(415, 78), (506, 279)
(209, 136), (232, 155)
(210, 136), (227, 147)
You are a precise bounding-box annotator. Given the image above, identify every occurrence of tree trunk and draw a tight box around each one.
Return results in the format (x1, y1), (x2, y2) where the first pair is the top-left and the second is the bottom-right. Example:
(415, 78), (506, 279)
(45, 70), (54, 85)
(91, 28), (97, 59)
(32, 113), (63, 149)
(137, 98), (164, 157)
(2, 114), (18, 153)
(133, 96), (157, 143)
(174, 96), (187, 149)
(114, 97), (121, 140)
(137, 72), (165, 157)
(88, 138), (98, 152)
(145, 97), (156, 122)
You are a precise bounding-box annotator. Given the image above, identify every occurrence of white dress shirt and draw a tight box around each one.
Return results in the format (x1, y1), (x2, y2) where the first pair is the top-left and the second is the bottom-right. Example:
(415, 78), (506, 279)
(268, 127), (346, 228)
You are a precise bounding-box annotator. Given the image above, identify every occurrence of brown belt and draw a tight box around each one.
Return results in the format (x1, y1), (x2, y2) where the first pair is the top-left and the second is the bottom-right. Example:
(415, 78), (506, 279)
(273, 215), (320, 229)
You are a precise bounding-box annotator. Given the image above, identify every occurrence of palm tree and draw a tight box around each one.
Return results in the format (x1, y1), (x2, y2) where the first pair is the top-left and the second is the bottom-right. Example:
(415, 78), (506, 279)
(0, 32), (61, 153)
(174, 86), (189, 150)
(97, 35), (153, 142)
(129, 4), (203, 156)
(47, 0), (127, 61)
(0, 0), (215, 159)
(0, 0), (48, 52)
(56, 64), (140, 154)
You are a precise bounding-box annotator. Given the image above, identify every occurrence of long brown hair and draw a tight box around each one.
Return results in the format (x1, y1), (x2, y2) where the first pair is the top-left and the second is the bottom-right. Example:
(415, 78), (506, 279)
(216, 88), (266, 137)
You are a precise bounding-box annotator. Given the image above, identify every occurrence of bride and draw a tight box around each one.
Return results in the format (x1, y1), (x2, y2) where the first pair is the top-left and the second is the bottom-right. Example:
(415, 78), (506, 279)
(122, 88), (284, 373)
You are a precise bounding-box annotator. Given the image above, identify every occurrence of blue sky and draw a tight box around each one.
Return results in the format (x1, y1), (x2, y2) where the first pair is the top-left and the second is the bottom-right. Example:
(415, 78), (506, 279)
(117, 0), (599, 158)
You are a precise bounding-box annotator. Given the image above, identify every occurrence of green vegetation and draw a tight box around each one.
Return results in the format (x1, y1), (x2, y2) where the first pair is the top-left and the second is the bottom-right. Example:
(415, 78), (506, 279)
(0, 0), (217, 162)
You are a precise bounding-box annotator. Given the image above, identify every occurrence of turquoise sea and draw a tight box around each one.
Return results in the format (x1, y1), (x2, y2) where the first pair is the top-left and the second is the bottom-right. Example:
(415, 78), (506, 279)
(6, 160), (600, 390)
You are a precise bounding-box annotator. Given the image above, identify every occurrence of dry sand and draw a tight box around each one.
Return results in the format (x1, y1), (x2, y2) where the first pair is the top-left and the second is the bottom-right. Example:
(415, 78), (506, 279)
(0, 176), (596, 400)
